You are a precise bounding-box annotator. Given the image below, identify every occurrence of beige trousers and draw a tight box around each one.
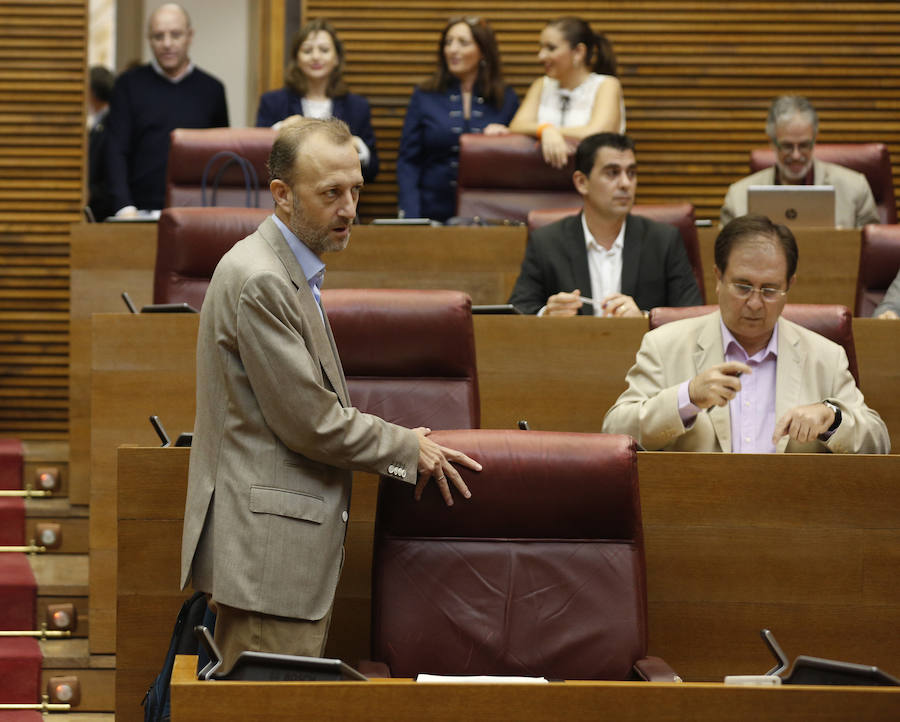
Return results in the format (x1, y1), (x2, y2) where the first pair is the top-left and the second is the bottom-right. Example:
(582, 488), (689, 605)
(212, 601), (333, 676)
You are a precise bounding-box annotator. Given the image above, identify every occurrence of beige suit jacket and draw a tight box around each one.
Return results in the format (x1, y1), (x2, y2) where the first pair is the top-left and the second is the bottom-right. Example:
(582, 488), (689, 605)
(181, 216), (420, 620)
(720, 160), (880, 228)
(602, 311), (890, 454)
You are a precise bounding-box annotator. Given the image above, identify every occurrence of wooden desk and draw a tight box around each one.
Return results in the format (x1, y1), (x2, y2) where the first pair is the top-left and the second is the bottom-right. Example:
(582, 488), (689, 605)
(97, 312), (900, 658)
(169, 656), (900, 722)
(70, 221), (866, 509)
(697, 227), (861, 309)
(117, 447), (900, 722)
(69, 221), (157, 505)
(69, 222), (524, 507)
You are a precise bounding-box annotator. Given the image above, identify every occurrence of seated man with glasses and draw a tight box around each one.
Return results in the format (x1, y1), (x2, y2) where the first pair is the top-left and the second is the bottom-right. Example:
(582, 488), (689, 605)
(603, 214), (889, 453)
(719, 95), (879, 228)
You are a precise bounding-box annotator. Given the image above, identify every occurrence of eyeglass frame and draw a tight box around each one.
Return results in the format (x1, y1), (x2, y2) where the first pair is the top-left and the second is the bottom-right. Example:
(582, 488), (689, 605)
(774, 139), (815, 155)
(727, 281), (790, 302)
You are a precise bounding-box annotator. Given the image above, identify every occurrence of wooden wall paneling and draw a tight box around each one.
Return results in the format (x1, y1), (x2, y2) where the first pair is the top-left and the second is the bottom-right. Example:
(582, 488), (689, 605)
(301, 1), (900, 222)
(0, 0), (86, 439)
(256, 0), (287, 96)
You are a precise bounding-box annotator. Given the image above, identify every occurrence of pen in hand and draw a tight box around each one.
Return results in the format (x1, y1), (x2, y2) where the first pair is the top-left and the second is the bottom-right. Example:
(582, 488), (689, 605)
(578, 295), (601, 307)
(706, 371), (743, 413)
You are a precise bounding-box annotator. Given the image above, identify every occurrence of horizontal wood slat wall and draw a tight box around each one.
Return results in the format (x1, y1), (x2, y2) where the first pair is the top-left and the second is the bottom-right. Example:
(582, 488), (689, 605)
(0, 0), (85, 439)
(301, 1), (900, 221)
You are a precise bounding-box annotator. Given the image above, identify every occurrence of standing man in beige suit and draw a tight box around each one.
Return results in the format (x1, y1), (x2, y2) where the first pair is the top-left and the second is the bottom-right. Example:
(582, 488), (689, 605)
(181, 117), (481, 672)
(603, 214), (889, 454)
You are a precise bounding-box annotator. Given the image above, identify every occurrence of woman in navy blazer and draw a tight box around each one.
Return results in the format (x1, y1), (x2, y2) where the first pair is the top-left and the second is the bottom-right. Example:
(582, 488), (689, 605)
(256, 19), (379, 182)
(397, 17), (519, 222)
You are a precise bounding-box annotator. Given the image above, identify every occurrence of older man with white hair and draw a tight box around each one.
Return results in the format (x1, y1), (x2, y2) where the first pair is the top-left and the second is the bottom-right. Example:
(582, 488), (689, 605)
(720, 95), (879, 229)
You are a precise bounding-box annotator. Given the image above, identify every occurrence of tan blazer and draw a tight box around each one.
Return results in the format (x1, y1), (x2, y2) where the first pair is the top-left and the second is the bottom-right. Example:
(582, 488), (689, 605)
(602, 311), (890, 454)
(181, 216), (419, 620)
(720, 160), (880, 229)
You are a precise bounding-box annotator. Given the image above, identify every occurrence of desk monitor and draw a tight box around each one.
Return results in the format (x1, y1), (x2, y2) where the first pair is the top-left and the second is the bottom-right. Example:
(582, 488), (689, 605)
(140, 302), (199, 313)
(472, 304), (522, 315)
(747, 185), (836, 227)
(760, 629), (899, 687)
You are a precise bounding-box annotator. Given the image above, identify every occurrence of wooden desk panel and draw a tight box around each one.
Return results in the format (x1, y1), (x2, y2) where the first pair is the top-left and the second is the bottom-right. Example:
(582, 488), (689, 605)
(90, 314), (198, 654)
(854, 318), (900, 452)
(99, 313), (899, 659)
(71, 221), (865, 512)
(118, 446), (900, 722)
(170, 656), (900, 722)
(69, 221), (157, 505)
(475, 316), (647, 432)
(698, 227), (860, 310)
(326, 225), (527, 306)
(639, 453), (900, 680)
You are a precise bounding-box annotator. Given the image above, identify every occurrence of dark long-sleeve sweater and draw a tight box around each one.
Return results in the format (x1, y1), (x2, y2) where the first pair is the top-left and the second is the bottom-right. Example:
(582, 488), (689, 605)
(105, 64), (228, 212)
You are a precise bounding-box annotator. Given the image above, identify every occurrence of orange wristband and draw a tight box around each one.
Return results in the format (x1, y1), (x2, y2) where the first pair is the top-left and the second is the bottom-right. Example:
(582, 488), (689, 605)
(536, 122), (553, 140)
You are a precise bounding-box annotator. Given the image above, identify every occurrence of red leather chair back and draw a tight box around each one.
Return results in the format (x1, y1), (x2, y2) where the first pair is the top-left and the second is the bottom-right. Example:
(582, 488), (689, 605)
(649, 303), (859, 384)
(527, 203), (706, 302)
(857, 224), (900, 316)
(165, 127), (277, 208)
(371, 429), (647, 680)
(749, 143), (896, 224)
(321, 289), (480, 429)
(154, 207), (270, 308)
(456, 134), (580, 221)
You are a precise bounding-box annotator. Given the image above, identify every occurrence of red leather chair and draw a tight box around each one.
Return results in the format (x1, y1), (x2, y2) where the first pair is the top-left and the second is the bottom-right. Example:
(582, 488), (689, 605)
(749, 143), (896, 224)
(527, 203), (706, 302)
(154, 207), (270, 308)
(321, 289), (480, 429)
(368, 429), (677, 681)
(165, 127), (277, 208)
(856, 224), (900, 316)
(455, 134), (580, 222)
(649, 304), (859, 384)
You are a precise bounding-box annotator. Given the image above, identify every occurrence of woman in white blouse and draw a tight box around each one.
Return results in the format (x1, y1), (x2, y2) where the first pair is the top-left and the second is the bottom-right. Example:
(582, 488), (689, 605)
(509, 16), (625, 169)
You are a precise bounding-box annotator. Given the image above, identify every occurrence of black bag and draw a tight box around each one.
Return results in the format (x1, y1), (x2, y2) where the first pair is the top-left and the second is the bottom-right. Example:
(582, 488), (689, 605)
(200, 150), (260, 208)
(142, 591), (208, 722)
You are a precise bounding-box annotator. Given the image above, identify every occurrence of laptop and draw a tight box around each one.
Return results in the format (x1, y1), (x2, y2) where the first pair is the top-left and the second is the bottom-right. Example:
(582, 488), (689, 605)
(747, 185), (836, 227)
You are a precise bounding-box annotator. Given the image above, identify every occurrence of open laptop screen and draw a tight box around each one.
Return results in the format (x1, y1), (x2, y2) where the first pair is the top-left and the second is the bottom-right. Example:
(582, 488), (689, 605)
(747, 185), (836, 227)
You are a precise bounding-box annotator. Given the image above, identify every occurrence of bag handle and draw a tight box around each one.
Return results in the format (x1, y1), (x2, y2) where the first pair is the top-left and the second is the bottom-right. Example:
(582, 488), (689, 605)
(201, 150), (260, 207)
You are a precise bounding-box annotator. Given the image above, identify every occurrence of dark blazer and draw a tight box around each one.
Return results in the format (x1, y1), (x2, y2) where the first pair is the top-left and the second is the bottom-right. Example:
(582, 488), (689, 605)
(508, 213), (703, 314)
(396, 82), (519, 222)
(255, 88), (379, 182)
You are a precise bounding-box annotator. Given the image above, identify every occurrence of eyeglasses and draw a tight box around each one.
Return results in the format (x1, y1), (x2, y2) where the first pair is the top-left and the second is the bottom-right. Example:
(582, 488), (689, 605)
(728, 282), (789, 302)
(775, 140), (814, 154)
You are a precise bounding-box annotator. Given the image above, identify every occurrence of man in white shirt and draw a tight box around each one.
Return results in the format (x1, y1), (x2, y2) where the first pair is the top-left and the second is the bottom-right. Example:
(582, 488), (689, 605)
(508, 132), (702, 317)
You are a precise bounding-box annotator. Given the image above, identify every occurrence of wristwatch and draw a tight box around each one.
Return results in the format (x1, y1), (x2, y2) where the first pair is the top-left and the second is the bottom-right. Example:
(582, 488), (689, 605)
(822, 400), (842, 433)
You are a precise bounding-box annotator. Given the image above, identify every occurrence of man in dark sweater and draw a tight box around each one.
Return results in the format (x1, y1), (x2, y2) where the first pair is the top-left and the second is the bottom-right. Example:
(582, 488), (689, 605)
(105, 3), (228, 217)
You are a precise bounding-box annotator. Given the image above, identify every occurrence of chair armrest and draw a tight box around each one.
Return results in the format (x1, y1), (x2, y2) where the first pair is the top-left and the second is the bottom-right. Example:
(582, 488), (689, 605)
(357, 660), (392, 678)
(633, 656), (682, 682)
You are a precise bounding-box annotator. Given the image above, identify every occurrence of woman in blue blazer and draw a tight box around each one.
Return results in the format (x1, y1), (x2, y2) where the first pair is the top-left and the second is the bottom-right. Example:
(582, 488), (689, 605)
(256, 19), (379, 182)
(397, 17), (519, 222)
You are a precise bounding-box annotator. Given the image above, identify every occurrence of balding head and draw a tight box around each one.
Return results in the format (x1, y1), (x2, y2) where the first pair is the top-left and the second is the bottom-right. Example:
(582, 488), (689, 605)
(148, 4), (193, 78)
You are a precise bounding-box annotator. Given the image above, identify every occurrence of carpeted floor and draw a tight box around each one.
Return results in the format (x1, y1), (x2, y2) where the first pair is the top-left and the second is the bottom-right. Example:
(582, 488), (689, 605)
(0, 439), (42, 710)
